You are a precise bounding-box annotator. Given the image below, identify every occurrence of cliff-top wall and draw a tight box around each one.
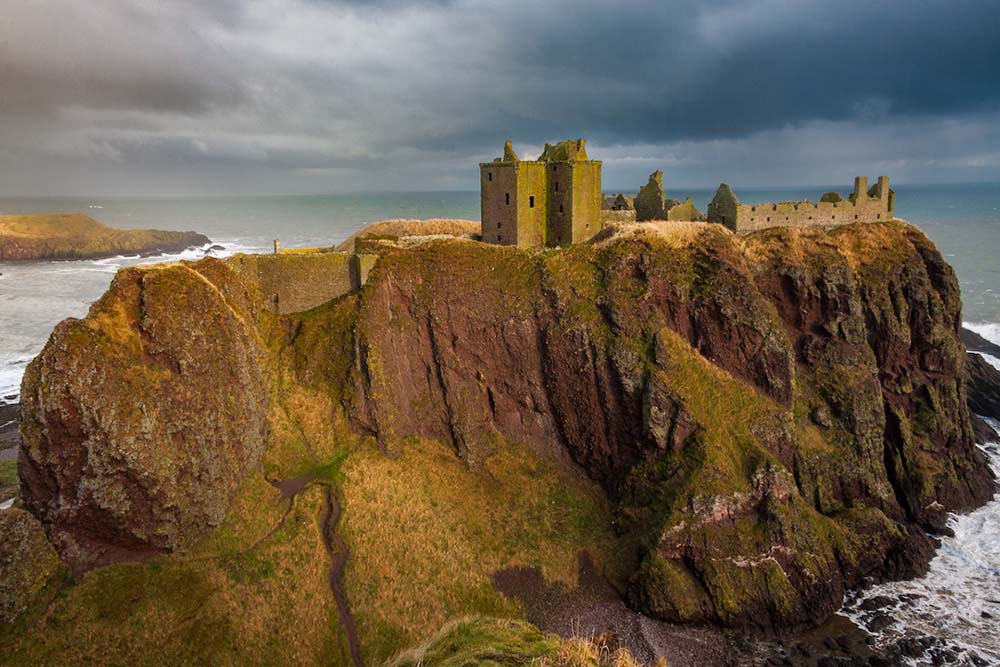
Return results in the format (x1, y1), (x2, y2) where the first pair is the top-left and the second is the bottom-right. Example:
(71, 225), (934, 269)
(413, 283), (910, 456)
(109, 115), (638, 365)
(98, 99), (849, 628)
(711, 177), (893, 233)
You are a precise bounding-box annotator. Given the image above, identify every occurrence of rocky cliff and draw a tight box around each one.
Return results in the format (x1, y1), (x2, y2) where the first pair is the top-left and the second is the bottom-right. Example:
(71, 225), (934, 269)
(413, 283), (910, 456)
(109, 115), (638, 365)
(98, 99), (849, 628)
(4, 220), (996, 663)
(0, 213), (208, 261)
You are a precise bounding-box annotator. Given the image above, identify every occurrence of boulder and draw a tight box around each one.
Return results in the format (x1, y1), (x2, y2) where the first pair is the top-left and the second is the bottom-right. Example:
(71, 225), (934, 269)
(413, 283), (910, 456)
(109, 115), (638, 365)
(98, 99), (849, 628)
(0, 508), (63, 625)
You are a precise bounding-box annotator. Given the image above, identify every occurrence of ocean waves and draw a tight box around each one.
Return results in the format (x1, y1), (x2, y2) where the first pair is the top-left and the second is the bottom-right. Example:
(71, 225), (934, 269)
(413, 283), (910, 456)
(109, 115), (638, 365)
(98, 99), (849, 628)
(0, 241), (256, 406)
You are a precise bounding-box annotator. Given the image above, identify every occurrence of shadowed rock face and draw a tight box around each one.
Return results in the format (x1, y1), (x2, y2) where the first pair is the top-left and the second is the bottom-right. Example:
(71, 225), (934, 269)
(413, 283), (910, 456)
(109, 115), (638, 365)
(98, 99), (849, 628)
(17, 221), (996, 630)
(966, 352), (1000, 424)
(349, 222), (994, 628)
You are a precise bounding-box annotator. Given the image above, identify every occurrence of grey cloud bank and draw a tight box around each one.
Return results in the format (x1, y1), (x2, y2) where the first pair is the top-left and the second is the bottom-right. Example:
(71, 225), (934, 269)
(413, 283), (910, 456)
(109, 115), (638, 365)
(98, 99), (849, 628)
(1, 0), (998, 195)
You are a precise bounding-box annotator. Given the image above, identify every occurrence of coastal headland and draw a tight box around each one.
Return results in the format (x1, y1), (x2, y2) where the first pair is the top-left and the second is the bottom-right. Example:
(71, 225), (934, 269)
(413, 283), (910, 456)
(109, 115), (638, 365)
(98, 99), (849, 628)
(1, 217), (997, 665)
(0, 213), (209, 261)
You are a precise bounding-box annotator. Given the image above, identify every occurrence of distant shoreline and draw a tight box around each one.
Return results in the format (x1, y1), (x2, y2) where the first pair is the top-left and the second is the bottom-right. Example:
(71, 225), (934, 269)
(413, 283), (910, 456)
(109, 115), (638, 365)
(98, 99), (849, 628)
(0, 213), (209, 262)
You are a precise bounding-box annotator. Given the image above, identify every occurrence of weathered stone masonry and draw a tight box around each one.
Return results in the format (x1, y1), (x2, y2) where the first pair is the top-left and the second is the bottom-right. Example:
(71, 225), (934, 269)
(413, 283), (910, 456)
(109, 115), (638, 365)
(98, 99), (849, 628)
(480, 139), (603, 247)
(708, 176), (894, 233)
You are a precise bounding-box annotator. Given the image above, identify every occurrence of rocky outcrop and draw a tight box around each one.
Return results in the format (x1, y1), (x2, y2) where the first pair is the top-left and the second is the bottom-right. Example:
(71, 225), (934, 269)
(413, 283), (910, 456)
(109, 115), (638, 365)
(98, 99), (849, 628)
(0, 214), (208, 261)
(966, 353), (1000, 423)
(348, 221), (994, 629)
(0, 508), (63, 625)
(19, 259), (268, 570)
(15, 220), (996, 634)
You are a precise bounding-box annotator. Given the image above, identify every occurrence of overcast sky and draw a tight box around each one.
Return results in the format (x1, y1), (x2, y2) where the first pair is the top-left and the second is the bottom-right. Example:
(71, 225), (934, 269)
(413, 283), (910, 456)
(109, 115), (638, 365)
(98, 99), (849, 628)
(2, 0), (999, 195)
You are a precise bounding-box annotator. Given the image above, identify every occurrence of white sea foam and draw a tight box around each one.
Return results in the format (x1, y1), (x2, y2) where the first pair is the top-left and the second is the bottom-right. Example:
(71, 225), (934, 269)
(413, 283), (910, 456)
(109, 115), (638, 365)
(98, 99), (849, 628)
(844, 422), (1000, 666)
(979, 353), (1000, 372)
(0, 241), (255, 405)
(965, 322), (1000, 348)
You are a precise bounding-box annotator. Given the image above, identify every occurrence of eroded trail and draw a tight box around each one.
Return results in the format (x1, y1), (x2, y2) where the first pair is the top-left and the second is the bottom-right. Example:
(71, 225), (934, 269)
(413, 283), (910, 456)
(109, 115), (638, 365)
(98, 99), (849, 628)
(322, 486), (364, 667)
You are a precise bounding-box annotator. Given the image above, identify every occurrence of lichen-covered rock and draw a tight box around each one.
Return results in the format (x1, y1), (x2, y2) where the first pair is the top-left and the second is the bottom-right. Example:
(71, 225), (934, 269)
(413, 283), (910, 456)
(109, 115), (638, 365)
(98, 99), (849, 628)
(635, 171), (668, 221)
(19, 260), (269, 569)
(0, 508), (63, 625)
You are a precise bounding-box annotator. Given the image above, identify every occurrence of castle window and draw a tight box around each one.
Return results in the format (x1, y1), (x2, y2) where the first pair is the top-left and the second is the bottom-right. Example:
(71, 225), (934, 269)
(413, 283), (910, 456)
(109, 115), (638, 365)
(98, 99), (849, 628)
(832, 215), (836, 220)
(855, 214), (858, 220)
(767, 217), (771, 222)
(877, 213), (881, 219)
(559, 204), (564, 213)
(497, 223), (501, 229)
(555, 182), (559, 192)
(505, 193), (510, 205)
(772, 205), (777, 211)
(751, 206), (756, 212)
(488, 172), (493, 182)
(529, 196), (535, 208)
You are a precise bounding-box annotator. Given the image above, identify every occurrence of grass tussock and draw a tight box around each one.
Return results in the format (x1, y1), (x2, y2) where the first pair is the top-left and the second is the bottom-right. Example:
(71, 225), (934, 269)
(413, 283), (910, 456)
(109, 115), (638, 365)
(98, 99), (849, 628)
(592, 220), (722, 250)
(0, 460), (17, 501)
(3, 483), (348, 666)
(335, 219), (480, 252)
(386, 616), (661, 667)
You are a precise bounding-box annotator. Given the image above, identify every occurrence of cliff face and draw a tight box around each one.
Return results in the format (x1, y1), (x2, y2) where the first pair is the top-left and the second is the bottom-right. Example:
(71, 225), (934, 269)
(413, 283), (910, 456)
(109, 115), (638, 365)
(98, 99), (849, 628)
(12, 221), (996, 650)
(347, 221), (993, 627)
(19, 260), (268, 570)
(0, 213), (208, 261)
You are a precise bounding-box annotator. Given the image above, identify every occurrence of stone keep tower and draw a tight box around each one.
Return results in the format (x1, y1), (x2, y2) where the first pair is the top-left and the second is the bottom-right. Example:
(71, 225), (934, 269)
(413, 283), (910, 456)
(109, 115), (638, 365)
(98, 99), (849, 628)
(480, 139), (602, 247)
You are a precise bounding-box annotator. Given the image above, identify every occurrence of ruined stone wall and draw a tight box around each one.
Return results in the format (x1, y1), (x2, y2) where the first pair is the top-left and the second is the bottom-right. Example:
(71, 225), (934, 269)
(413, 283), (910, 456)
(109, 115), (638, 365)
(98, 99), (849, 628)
(667, 197), (703, 222)
(600, 209), (636, 224)
(734, 177), (892, 233)
(228, 251), (364, 314)
(480, 163), (519, 245)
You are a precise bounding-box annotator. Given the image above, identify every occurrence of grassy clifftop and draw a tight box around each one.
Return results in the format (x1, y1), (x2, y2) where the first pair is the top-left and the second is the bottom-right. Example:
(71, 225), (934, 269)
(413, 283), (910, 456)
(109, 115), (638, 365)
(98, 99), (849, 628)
(2, 221), (995, 664)
(0, 213), (209, 260)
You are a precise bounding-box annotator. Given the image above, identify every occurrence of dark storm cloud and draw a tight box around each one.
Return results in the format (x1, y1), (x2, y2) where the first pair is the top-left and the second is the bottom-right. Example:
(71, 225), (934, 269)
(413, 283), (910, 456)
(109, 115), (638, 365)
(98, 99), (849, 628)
(1, 0), (998, 194)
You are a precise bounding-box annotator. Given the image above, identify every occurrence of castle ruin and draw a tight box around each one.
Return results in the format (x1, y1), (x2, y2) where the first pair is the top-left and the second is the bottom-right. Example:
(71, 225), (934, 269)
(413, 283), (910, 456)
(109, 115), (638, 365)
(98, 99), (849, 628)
(481, 140), (896, 244)
(480, 139), (602, 247)
(708, 176), (894, 233)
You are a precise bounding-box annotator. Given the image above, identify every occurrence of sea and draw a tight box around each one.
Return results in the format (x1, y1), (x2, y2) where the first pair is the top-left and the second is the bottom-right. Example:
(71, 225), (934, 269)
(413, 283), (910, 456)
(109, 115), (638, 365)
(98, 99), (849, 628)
(1, 183), (999, 664)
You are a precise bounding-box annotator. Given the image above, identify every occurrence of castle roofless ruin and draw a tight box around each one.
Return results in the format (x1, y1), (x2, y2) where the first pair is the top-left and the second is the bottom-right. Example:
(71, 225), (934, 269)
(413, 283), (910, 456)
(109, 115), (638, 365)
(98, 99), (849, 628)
(480, 138), (894, 246)
(480, 139), (602, 247)
(707, 176), (894, 233)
